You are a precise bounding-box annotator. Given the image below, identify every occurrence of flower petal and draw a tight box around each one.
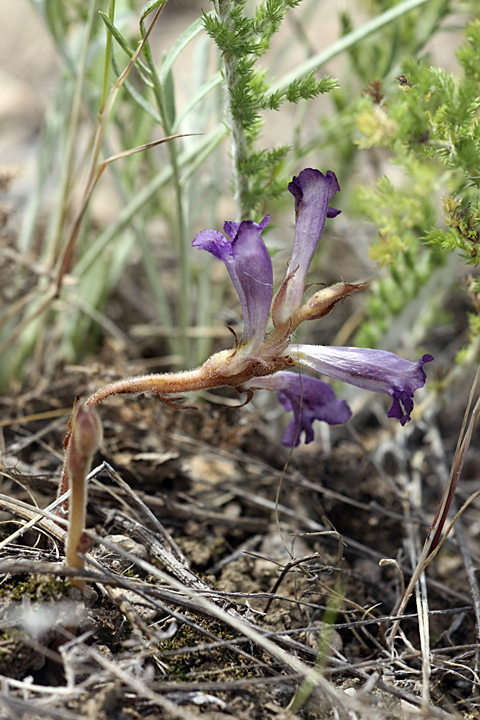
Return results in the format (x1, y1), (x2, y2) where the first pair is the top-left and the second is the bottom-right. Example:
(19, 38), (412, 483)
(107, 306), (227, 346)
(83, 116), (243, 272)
(193, 217), (273, 350)
(244, 371), (351, 446)
(290, 345), (433, 425)
(272, 169), (340, 326)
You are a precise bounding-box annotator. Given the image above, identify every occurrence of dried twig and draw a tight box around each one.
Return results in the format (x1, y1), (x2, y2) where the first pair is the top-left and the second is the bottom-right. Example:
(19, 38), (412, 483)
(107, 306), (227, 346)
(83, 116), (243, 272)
(450, 510), (480, 689)
(389, 369), (480, 648)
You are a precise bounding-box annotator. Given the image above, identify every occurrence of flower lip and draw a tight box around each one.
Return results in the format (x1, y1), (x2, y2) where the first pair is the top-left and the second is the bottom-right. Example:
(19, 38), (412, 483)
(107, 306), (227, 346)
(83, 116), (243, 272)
(193, 216), (273, 350)
(288, 168), (340, 219)
(223, 215), (270, 242)
(244, 371), (352, 446)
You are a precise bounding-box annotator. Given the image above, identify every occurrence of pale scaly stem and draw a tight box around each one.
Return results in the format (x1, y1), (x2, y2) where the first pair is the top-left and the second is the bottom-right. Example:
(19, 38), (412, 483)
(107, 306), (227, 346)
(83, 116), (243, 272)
(85, 365), (220, 407)
(213, 0), (250, 221)
(85, 349), (294, 407)
(63, 401), (102, 590)
(66, 462), (88, 588)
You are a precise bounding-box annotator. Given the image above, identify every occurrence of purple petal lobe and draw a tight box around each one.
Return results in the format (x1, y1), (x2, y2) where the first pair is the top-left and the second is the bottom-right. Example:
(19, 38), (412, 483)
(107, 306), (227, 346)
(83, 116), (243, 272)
(274, 169), (341, 325)
(223, 215), (269, 241)
(244, 371), (351, 446)
(192, 229), (230, 260)
(291, 345), (433, 425)
(193, 216), (273, 350)
(223, 221), (241, 240)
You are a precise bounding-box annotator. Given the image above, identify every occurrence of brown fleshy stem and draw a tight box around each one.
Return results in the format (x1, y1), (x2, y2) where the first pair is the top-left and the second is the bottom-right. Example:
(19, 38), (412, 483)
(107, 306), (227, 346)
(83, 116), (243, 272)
(84, 351), (293, 409)
(85, 366), (215, 407)
(60, 349), (293, 590)
(63, 401), (102, 590)
(57, 401), (78, 503)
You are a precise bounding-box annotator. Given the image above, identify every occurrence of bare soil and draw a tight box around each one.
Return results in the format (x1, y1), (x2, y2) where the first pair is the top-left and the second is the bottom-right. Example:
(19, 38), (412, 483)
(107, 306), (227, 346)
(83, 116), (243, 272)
(1, 342), (480, 719)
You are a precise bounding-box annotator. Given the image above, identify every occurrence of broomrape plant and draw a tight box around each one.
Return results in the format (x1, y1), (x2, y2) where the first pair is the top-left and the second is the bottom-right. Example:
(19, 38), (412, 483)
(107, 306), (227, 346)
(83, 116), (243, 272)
(61, 168), (433, 575)
(83, 167), (433, 441)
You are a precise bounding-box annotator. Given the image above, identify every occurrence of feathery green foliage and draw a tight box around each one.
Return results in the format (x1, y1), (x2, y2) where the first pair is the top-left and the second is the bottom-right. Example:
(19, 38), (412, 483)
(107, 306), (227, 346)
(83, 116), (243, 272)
(204, 0), (337, 218)
(354, 18), (480, 355)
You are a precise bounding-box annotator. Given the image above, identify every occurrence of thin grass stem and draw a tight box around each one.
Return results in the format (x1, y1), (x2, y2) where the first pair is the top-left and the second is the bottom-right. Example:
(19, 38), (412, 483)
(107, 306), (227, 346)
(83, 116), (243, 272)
(139, 4), (192, 365)
(388, 368), (480, 650)
(99, 0), (116, 116)
(271, 0), (434, 94)
(46, 0), (98, 268)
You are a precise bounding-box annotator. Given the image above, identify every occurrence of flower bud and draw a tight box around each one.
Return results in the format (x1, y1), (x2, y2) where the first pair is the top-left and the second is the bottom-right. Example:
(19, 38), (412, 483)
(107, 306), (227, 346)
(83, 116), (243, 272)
(69, 402), (102, 462)
(64, 401), (102, 589)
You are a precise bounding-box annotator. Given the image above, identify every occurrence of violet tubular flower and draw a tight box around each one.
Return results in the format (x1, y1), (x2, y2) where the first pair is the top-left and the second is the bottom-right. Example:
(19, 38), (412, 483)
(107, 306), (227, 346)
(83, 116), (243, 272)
(191, 167), (432, 443)
(272, 168), (341, 327)
(291, 345), (434, 427)
(192, 216), (272, 352)
(87, 167), (433, 448)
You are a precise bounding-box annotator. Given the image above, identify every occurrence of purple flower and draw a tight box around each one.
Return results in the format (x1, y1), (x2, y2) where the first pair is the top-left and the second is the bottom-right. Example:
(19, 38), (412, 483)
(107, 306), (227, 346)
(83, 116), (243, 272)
(291, 345), (434, 427)
(191, 168), (433, 445)
(246, 372), (351, 446)
(272, 169), (341, 327)
(193, 216), (272, 352)
(90, 168), (434, 452)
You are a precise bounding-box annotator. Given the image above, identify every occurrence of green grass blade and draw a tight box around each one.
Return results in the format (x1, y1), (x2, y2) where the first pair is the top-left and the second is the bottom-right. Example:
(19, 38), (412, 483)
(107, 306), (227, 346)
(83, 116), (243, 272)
(74, 125), (228, 279)
(172, 71), (222, 133)
(271, 0), (433, 94)
(158, 16), (206, 87)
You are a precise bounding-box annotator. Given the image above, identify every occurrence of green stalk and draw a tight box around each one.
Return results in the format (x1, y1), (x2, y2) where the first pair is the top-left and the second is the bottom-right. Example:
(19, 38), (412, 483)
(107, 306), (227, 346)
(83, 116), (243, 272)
(288, 580), (345, 713)
(99, 0), (116, 116)
(140, 7), (191, 366)
(46, 0), (98, 267)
